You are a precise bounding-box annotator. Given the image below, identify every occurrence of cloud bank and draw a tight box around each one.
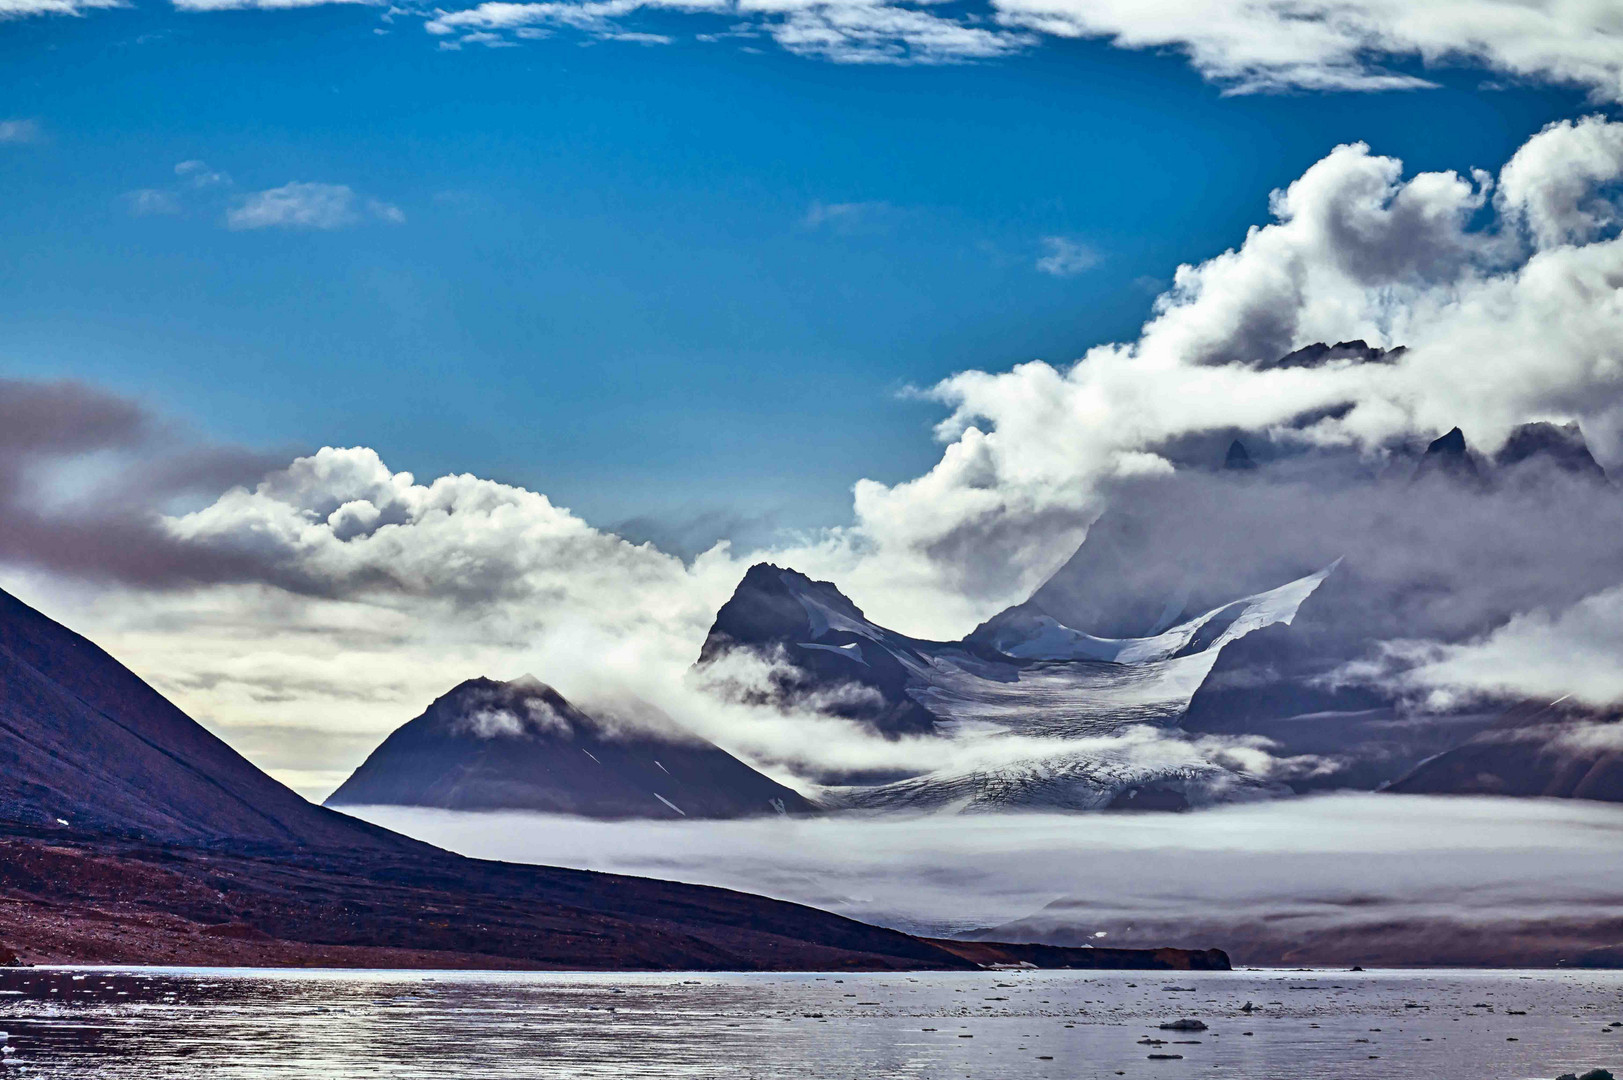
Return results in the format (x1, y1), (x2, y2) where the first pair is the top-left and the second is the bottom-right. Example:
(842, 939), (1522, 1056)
(348, 793), (1623, 963)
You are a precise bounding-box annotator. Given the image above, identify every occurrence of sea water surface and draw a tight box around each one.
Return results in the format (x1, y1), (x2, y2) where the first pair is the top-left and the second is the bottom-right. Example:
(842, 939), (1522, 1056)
(0, 967), (1619, 1079)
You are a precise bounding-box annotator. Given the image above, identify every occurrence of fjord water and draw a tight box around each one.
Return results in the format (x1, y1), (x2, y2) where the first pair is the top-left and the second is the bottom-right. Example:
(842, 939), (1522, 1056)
(0, 968), (1618, 1079)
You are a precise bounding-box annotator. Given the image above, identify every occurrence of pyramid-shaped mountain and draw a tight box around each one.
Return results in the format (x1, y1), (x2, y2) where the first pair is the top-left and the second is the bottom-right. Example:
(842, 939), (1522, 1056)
(327, 676), (816, 818)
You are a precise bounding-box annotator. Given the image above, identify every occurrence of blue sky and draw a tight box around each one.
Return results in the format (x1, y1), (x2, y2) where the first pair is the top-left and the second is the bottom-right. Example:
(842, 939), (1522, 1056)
(0, 1), (1610, 551)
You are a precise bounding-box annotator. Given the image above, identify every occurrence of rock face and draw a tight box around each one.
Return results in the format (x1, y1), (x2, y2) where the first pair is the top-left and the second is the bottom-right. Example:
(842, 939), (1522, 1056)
(327, 677), (816, 819)
(697, 564), (939, 739)
(1497, 421), (1608, 479)
(0, 584), (405, 852)
(1185, 420), (1610, 793)
(1386, 699), (1623, 802)
(1413, 425), (1484, 484)
(695, 561), (1331, 809)
(1223, 439), (1257, 470)
(1263, 339), (1404, 370)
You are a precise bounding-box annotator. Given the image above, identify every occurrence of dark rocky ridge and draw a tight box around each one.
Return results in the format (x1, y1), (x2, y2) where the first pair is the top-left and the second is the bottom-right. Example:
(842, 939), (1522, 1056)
(1264, 339), (1405, 370)
(1223, 438), (1257, 470)
(1413, 425), (1484, 484)
(1497, 420), (1607, 479)
(327, 676), (816, 819)
(1179, 421), (1614, 795)
(1386, 699), (1623, 801)
(697, 563), (941, 741)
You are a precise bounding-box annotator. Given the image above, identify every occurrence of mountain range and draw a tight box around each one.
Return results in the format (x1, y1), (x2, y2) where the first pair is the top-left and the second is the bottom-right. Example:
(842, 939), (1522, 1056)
(0, 580), (1219, 971)
(311, 351), (1623, 818)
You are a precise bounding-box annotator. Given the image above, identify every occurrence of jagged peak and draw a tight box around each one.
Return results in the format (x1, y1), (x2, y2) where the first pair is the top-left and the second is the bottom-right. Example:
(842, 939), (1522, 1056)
(730, 562), (866, 616)
(1265, 340), (1404, 371)
(1497, 421), (1606, 479)
(1426, 426), (1467, 456)
(1412, 426), (1483, 485)
(699, 563), (872, 663)
(1223, 439), (1257, 470)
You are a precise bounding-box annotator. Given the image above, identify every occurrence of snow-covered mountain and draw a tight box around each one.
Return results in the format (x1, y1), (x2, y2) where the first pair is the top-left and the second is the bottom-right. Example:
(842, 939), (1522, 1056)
(695, 562), (1333, 811)
(695, 406), (1621, 813)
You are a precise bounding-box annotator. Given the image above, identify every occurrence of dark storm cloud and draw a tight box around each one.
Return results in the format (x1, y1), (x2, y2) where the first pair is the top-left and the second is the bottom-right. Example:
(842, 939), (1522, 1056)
(0, 378), (297, 588)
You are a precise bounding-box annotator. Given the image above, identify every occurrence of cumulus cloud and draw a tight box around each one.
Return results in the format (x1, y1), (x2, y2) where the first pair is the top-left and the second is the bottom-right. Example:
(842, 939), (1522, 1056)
(125, 189), (183, 216)
(818, 117), (1623, 637)
(10, 118), (1623, 793)
(174, 159), (231, 188)
(227, 182), (405, 230)
(1498, 114), (1623, 249)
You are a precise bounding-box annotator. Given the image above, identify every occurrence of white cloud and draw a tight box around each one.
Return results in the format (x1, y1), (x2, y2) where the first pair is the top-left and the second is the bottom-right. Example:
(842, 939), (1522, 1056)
(802, 199), (890, 231)
(1498, 114), (1623, 249)
(1034, 235), (1098, 277)
(416, 0), (1623, 89)
(4, 0), (1623, 93)
(989, 0), (1623, 99)
(226, 182), (405, 230)
(1390, 585), (1623, 709)
(0, 0), (120, 16)
(124, 189), (183, 216)
(174, 159), (231, 188)
(425, 0), (1029, 61)
(0, 118), (40, 143)
(172, 0), (371, 10)
(814, 117), (1623, 635)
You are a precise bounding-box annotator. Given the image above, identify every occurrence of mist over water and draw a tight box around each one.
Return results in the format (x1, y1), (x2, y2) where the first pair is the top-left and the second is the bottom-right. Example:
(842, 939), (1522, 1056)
(349, 795), (1623, 946)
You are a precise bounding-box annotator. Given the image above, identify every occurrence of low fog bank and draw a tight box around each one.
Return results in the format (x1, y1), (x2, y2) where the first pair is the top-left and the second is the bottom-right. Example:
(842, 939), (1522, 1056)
(350, 795), (1623, 964)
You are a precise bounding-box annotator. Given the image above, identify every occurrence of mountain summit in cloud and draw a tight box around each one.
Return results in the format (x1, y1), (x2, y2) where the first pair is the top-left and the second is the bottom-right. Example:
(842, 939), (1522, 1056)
(327, 676), (816, 819)
(696, 558), (1332, 810)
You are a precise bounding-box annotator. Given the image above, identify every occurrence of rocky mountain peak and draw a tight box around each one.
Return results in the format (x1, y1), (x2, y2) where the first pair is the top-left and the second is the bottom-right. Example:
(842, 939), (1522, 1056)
(1497, 421), (1607, 479)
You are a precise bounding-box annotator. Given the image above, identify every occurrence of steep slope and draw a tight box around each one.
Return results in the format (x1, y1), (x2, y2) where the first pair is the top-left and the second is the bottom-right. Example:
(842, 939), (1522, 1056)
(327, 677), (816, 819)
(1496, 421), (1607, 480)
(1183, 421), (1610, 791)
(0, 584), (1205, 971)
(1386, 699), (1623, 802)
(0, 584), (406, 852)
(697, 563), (939, 738)
(695, 561), (1332, 809)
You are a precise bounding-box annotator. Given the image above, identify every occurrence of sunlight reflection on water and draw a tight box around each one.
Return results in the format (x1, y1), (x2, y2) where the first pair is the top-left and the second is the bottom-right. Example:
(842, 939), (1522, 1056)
(0, 967), (1619, 1079)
